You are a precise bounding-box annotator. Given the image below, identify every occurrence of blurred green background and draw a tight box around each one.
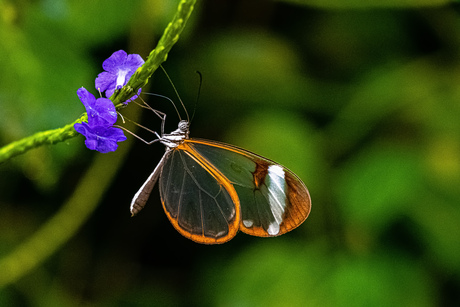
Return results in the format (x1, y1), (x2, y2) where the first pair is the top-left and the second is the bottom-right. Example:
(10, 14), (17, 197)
(1, 0), (460, 306)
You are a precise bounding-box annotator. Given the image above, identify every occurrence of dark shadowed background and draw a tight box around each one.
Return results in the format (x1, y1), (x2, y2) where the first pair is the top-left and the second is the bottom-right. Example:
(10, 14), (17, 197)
(1, 0), (460, 306)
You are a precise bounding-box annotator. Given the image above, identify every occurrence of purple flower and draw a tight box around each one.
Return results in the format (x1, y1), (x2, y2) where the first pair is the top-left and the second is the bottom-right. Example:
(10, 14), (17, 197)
(74, 122), (127, 153)
(95, 50), (144, 99)
(74, 87), (127, 153)
(77, 87), (117, 127)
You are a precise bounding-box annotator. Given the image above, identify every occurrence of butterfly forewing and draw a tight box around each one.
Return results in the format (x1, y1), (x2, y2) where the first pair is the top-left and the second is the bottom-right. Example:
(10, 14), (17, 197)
(183, 139), (311, 237)
(159, 146), (241, 244)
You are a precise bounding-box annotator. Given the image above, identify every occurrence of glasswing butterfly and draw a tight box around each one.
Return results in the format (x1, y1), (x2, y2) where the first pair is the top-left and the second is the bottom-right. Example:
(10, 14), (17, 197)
(129, 94), (311, 244)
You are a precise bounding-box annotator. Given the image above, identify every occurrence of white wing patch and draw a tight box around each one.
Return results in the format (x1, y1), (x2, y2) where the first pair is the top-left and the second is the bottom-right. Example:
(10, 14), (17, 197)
(266, 165), (286, 235)
(267, 222), (280, 236)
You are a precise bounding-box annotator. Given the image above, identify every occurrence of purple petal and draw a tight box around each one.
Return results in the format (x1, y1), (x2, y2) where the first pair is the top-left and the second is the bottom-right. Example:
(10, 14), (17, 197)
(95, 71), (116, 93)
(88, 126), (127, 153)
(95, 50), (145, 98)
(102, 50), (128, 73)
(84, 139), (98, 151)
(76, 87), (117, 127)
(106, 89), (115, 99)
(124, 88), (142, 104)
(90, 98), (117, 127)
(77, 87), (96, 110)
(122, 55), (144, 84)
(74, 122), (127, 153)
(125, 54), (144, 73)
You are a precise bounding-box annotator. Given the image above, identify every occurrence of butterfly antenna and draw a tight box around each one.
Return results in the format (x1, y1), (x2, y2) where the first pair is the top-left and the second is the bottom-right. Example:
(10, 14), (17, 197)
(160, 65), (190, 123)
(190, 71), (202, 123)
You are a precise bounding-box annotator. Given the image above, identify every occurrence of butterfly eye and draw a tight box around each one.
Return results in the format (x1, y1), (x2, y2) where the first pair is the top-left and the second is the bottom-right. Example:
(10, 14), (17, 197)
(178, 120), (189, 131)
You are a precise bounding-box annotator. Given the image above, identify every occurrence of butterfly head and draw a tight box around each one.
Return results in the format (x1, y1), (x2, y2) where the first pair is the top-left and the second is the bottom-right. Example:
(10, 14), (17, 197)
(178, 120), (190, 134)
(177, 120), (190, 139)
(165, 120), (190, 142)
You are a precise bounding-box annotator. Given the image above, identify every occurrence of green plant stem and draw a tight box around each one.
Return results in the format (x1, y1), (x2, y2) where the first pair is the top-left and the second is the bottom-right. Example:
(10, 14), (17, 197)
(0, 114), (86, 164)
(112, 0), (197, 106)
(0, 0), (196, 164)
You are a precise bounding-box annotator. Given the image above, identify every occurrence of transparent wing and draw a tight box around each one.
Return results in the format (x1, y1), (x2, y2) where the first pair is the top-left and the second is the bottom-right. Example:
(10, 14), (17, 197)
(130, 150), (171, 216)
(159, 147), (240, 244)
(184, 139), (311, 237)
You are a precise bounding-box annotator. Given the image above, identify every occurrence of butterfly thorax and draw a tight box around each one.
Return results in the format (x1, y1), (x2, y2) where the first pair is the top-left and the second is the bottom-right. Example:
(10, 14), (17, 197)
(160, 120), (190, 149)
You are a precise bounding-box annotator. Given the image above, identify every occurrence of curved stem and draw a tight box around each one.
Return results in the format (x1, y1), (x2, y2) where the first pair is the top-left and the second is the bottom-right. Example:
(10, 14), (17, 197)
(112, 0), (197, 106)
(0, 0), (197, 164)
(0, 114), (86, 164)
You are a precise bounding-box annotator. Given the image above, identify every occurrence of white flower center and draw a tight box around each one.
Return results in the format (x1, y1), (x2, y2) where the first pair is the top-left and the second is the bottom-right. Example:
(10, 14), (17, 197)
(116, 69), (129, 88)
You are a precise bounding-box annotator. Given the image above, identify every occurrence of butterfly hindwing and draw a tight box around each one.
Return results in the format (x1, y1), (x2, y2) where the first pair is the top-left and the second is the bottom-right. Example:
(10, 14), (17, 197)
(181, 139), (311, 238)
